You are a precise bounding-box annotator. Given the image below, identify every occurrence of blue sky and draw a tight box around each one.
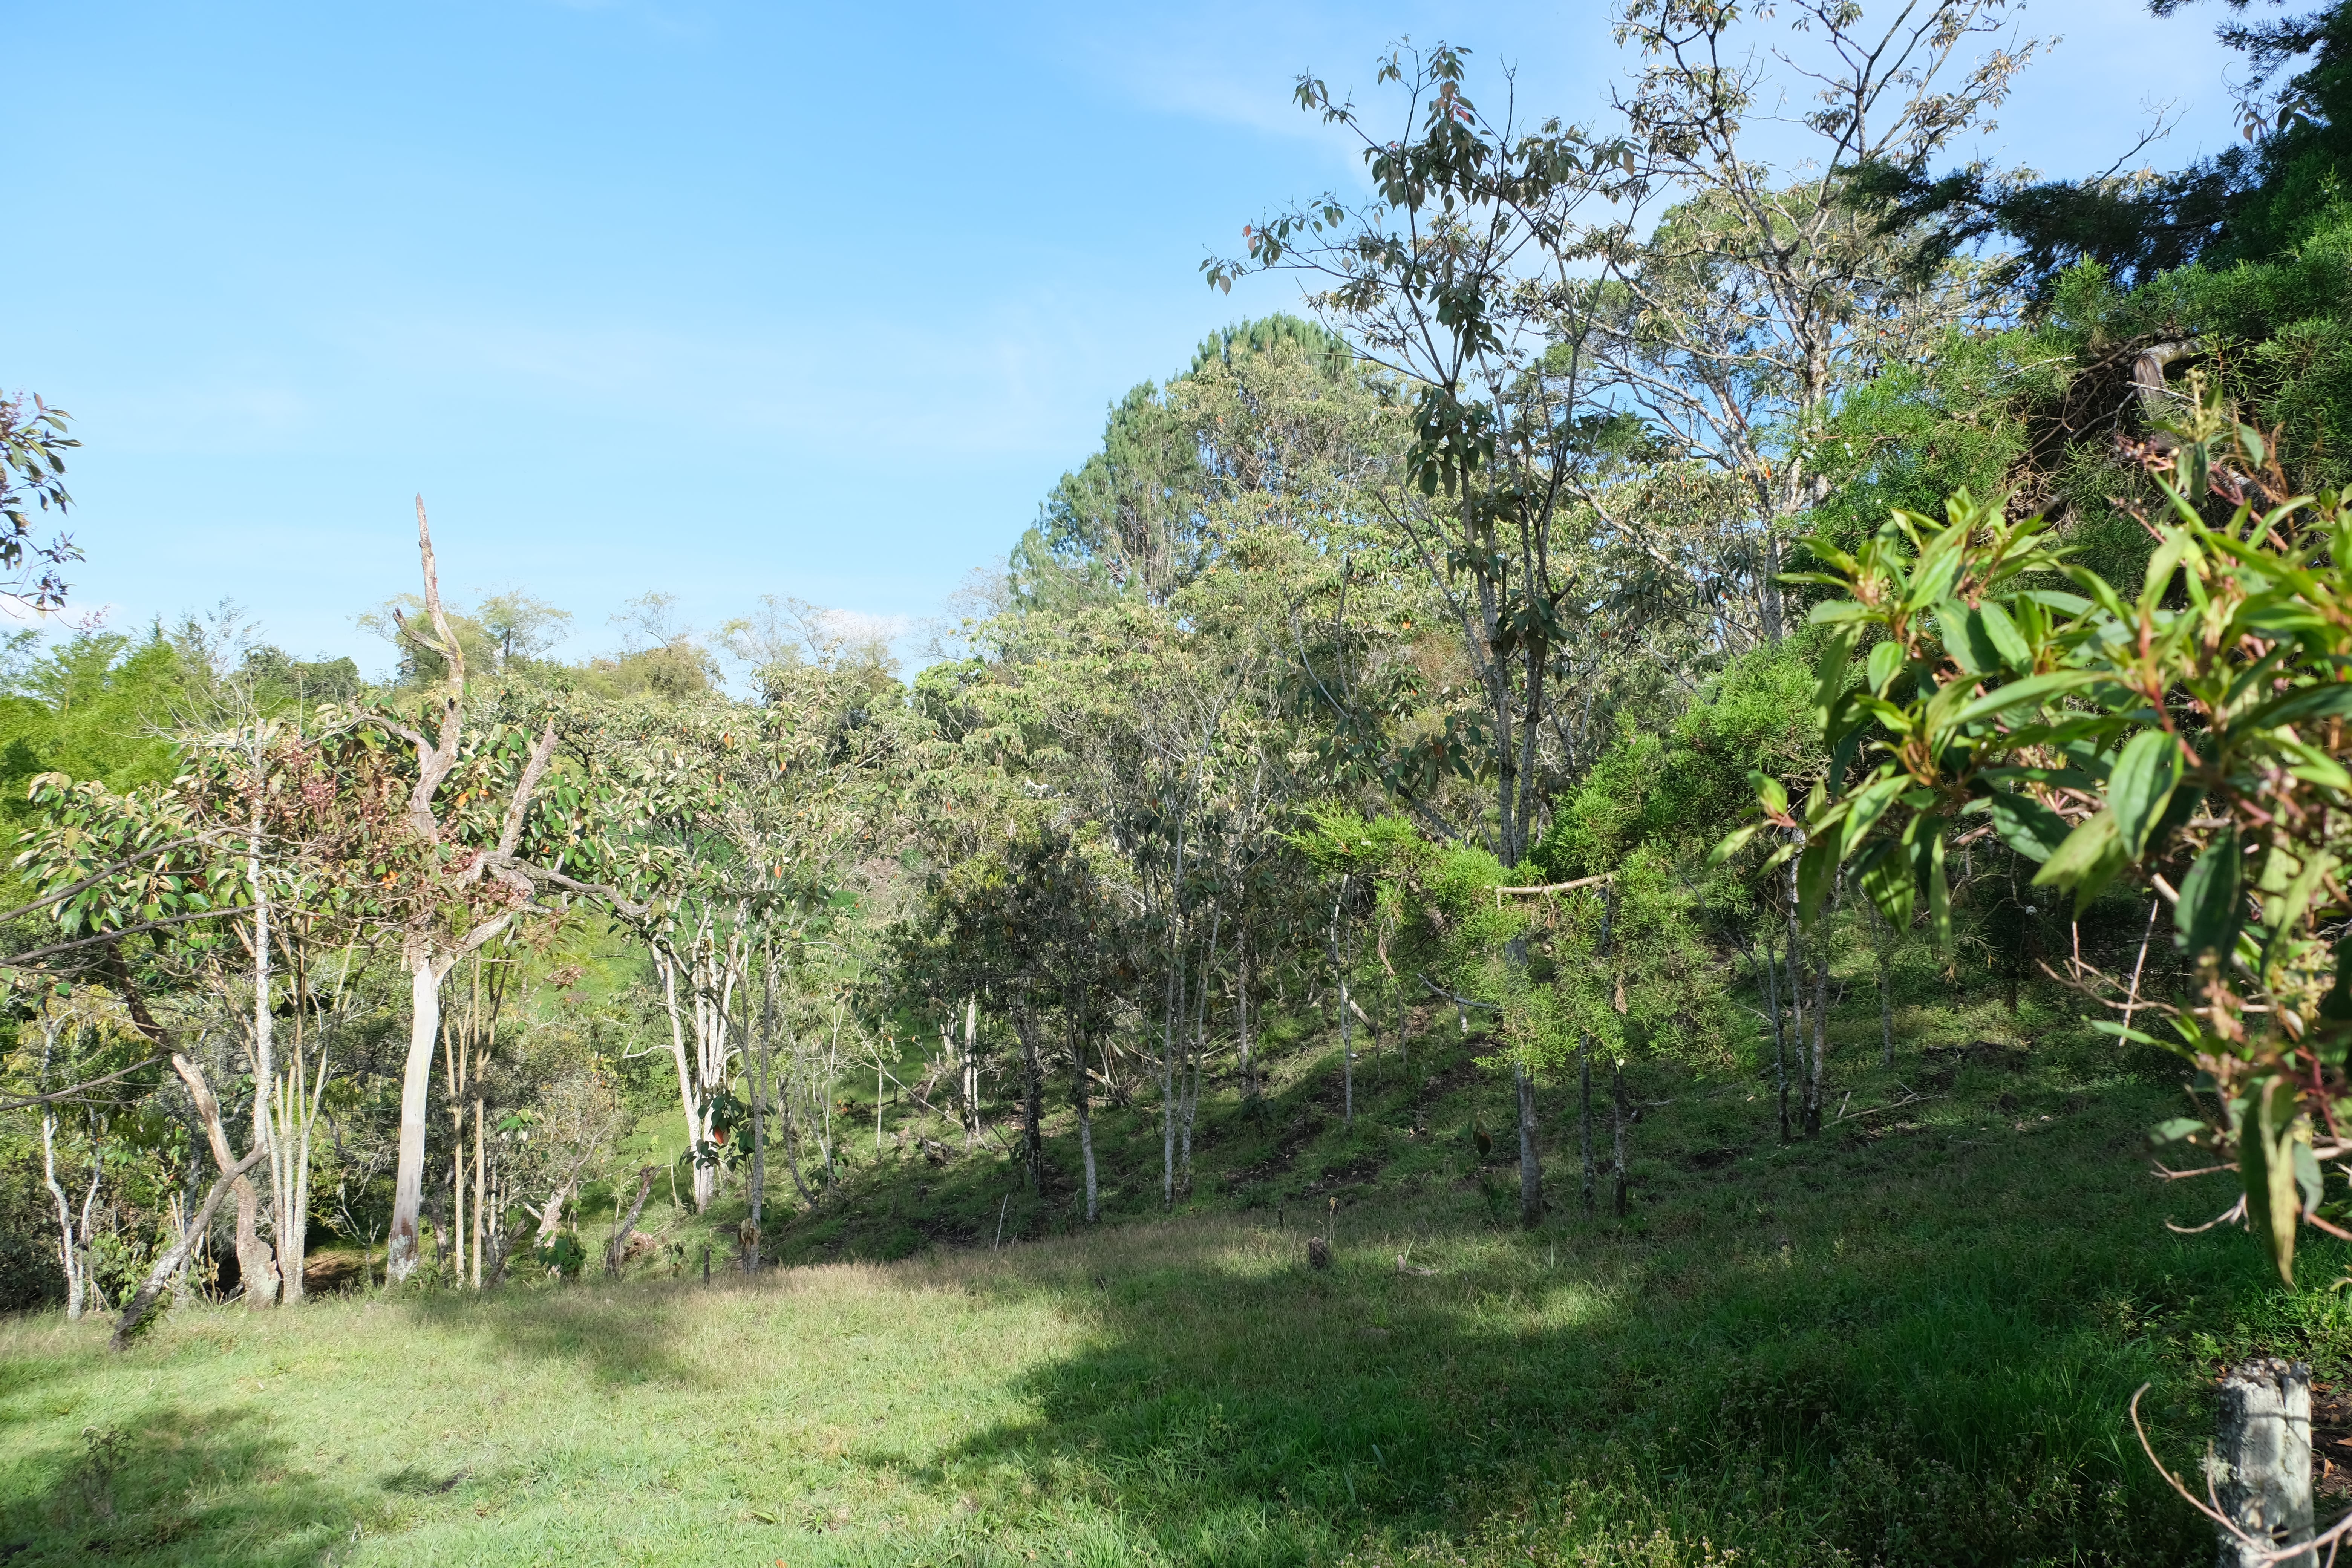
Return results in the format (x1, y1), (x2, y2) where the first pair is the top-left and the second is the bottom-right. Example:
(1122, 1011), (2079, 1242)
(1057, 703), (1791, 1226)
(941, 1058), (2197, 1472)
(13, 0), (2252, 675)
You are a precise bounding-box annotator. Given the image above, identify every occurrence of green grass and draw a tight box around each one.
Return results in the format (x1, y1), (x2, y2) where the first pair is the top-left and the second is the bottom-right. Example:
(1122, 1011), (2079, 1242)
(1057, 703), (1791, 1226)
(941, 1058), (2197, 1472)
(8, 983), (2352, 1565)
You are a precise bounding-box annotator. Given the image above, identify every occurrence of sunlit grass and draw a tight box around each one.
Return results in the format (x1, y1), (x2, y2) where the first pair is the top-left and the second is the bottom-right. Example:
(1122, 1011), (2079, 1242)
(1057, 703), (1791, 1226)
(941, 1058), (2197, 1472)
(5, 983), (2350, 1565)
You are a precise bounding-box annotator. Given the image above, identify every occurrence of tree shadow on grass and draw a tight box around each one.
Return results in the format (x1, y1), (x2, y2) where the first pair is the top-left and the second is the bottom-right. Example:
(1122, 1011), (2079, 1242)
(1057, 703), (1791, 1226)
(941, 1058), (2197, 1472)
(886, 1105), (2294, 1568)
(0, 1403), (368, 1566)
(395, 1278), (704, 1390)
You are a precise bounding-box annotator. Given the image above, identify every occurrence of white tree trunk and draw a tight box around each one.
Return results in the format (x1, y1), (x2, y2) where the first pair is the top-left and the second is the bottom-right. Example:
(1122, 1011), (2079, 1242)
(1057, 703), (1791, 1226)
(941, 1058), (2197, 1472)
(42, 1113), (83, 1320)
(248, 822), (282, 1307)
(387, 946), (447, 1282)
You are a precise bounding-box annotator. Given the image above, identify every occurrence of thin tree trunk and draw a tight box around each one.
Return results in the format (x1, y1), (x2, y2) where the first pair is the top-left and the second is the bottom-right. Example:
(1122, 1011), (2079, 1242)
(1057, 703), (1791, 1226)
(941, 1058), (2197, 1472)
(247, 807), (284, 1308)
(1611, 1058), (1631, 1218)
(963, 995), (979, 1151)
(776, 1057), (817, 1207)
(750, 944), (774, 1254)
(41, 1112), (82, 1320)
(388, 945), (447, 1281)
(77, 1163), (109, 1312)
(1779, 858), (1812, 1138)
(1074, 1033), (1098, 1223)
(1184, 909), (1219, 1192)
(173, 1052), (276, 1303)
(1161, 926), (1180, 1209)
(1013, 1006), (1043, 1191)
(1237, 937), (1256, 1100)
(1808, 925), (1830, 1138)
(2123, 899), (2158, 1029)
(111, 1144), (265, 1351)
(1579, 1036), (1595, 1216)
(472, 1094), (485, 1289)
(605, 1166), (659, 1275)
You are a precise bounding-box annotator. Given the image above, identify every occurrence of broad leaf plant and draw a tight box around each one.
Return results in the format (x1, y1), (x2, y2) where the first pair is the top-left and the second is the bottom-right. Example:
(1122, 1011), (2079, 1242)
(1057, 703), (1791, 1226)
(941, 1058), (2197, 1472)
(1721, 389), (2352, 1283)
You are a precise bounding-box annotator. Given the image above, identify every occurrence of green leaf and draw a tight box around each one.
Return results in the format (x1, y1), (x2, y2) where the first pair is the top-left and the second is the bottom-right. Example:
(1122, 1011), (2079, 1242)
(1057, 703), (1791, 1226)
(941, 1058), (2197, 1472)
(2109, 729), (2184, 856)
(1858, 843), (1914, 930)
(1865, 639), (1904, 695)
(2031, 809), (2127, 910)
(2149, 1115), (2205, 1144)
(1948, 669), (2104, 729)
(1840, 772), (1908, 844)
(1750, 771), (1788, 817)
(1976, 601), (2031, 669)
(1811, 631), (1856, 718)
(2238, 1075), (2303, 1285)
(1796, 826), (1842, 925)
(1986, 791), (2070, 863)
(2174, 827), (2245, 965)
(2247, 681), (2352, 731)
(2260, 849), (2334, 982)
(1926, 827), (1951, 946)
(1905, 528), (1967, 610)
(2139, 530), (2194, 614)
(1934, 600), (1984, 677)
(1709, 823), (1762, 866)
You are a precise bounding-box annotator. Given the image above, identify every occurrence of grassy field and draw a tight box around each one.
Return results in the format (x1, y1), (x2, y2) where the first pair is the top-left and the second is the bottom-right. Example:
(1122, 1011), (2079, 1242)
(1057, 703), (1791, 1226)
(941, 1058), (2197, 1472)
(6, 981), (2352, 1565)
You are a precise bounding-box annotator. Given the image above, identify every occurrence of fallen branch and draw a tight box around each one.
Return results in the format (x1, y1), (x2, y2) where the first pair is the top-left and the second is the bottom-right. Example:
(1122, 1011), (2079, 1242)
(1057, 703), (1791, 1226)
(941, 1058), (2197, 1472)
(111, 1143), (266, 1351)
(1417, 974), (1500, 1012)
(1493, 873), (1613, 902)
(2167, 1195), (2249, 1234)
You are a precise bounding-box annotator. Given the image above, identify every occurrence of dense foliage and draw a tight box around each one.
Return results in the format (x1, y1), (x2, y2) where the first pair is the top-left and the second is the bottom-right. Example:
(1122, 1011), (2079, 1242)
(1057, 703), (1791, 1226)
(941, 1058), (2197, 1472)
(9, 2), (2352, 1561)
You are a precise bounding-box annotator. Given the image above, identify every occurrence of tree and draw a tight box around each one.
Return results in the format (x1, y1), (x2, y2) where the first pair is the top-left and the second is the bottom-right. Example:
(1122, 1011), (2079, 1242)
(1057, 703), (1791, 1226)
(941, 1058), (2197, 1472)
(0, 391), (81, 613)
(1214, 42), (1641, 1221)
(1577, 0), (2031, 650)
(365, 501), (633, 1283)
(1731, 391), (2352, 1283)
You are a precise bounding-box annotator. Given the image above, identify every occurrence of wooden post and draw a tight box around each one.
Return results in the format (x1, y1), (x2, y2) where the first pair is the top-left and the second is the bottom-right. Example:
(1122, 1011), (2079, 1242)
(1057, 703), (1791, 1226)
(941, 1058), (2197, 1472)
(2210, 1358), (2314, 1568)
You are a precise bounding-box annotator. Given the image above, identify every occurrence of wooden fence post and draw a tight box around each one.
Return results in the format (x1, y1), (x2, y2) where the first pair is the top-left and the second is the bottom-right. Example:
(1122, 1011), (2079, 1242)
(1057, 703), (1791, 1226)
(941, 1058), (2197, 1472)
(2210, 1357), (2314, 1568)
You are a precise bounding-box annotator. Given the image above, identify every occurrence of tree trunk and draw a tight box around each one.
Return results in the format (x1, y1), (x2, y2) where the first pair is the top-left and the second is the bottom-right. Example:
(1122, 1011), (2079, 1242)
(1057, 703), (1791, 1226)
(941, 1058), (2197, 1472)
(963, 995), (980, 1150)
(1807, 931), (1829, 1138)
(471, 1095), (485, 1289)
(41, 1113), (83, 1320)
(388, 945), (448, 1282)
(1075, 1036), (1098, 1224)
(750, 951), (772, 1251)
(2211, 1358), (2315, 1568)
(1161, 941), (1179, 1209)
(1579, 1037), (1595, 1216)
(605, 1165), (660, 1275)
(1779, 850), (1805, 1098)
(1237, 940), (1256, 1100)
(172, 1053), (276, 1304)
(112, 1144), (266, 1351)
(1013, 1006), (1043, 1191)
(1340, 968), (1355, 1129)
(248, 841), (282, 1308)
(1611, 1058), (1631, 1218)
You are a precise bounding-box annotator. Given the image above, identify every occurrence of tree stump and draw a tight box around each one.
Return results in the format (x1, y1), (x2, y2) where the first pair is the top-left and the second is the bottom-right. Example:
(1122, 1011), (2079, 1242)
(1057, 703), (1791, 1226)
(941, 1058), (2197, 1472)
(1306, 1236), (1331, 1270)
(2210, 1357), (2314, 1568)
